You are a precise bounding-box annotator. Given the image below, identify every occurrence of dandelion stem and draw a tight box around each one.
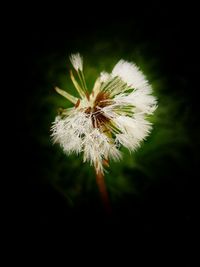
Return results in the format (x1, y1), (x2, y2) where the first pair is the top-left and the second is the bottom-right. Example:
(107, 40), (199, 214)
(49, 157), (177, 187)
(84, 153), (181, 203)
(95, 170), (111, 214)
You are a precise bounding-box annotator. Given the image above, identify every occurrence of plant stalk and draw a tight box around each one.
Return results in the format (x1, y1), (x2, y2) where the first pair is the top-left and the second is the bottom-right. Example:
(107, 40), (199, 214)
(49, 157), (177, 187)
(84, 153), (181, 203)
(95, 170), (111, 214)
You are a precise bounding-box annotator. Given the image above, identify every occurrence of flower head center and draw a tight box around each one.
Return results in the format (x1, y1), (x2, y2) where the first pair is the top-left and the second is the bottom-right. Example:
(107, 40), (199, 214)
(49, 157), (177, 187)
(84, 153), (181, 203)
(85, 91), (112, 128)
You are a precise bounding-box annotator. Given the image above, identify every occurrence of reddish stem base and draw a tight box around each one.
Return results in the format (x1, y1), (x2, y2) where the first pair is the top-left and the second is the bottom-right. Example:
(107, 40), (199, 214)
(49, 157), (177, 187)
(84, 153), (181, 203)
(95, 171), (112, 214)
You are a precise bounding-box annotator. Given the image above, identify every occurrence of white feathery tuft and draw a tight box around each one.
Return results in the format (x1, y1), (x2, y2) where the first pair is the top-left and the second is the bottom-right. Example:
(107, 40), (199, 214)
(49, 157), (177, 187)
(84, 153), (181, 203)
(100, 71), (110, 83)
(114, 115), (152, 151)
(112, 60), (149, 90)
(113, 88), (157, 114)
(69, 53), (83, 71)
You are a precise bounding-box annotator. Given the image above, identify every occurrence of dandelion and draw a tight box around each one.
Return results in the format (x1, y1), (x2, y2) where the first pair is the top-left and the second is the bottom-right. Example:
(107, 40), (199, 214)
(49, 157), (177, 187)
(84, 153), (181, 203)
(51, 53), (157, 212)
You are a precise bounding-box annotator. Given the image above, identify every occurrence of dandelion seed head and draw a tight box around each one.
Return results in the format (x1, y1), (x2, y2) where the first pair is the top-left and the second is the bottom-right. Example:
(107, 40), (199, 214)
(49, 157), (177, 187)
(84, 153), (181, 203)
(51, 54), (157, 173)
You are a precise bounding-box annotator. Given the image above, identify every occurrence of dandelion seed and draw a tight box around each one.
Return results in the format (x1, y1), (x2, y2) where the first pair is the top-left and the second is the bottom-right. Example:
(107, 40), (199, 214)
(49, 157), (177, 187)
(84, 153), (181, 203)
(69, 53), (83, 71)
(51, 53), (157, 212)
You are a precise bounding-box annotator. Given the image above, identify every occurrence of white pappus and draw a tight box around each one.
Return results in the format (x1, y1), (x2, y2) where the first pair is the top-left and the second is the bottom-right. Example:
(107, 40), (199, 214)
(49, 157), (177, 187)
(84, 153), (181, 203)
(51, 53), (157, 174)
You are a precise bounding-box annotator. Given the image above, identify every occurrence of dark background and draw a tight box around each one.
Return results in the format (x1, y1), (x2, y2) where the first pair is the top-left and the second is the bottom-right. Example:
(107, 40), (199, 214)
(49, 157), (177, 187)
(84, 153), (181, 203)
(12, 6), (199, 245)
